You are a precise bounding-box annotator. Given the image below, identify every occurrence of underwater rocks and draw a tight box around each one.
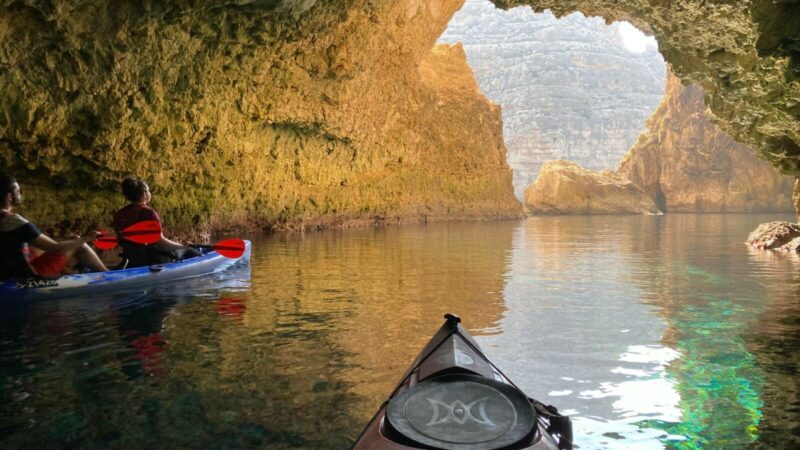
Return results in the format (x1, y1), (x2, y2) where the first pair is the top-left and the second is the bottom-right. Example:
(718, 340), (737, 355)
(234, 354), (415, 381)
(618, 70), (796, 213)
(523, 160), (662, 215)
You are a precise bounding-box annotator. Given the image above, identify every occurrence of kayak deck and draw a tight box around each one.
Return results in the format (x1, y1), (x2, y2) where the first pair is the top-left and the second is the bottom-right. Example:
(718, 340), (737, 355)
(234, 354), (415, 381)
(0, 240), (251, 300)
(353, 314), (573, 450)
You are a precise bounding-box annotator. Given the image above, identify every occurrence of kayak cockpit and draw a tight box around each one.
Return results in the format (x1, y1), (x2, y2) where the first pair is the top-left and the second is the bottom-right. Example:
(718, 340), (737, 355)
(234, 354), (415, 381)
(353, 314), (573, 450)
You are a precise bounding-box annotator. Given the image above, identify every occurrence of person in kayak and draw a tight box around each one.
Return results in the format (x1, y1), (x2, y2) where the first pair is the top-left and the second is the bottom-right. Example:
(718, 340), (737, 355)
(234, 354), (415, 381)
(112, 177), (200, 268)
(0, 174), (108, 280)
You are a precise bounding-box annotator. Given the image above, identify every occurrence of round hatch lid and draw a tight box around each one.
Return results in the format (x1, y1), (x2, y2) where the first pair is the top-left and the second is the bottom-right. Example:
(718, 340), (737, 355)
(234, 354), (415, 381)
(386, 374), (536, 450)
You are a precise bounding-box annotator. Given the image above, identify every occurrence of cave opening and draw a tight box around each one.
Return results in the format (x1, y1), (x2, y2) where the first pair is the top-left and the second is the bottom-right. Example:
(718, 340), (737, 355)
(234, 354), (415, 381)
(438, 0), (666, 200)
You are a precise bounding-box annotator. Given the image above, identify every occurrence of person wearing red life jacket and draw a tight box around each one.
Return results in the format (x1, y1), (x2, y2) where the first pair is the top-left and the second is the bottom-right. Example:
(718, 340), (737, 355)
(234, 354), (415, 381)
(0, 174), (108, 280)
(111, 177), (200, 268)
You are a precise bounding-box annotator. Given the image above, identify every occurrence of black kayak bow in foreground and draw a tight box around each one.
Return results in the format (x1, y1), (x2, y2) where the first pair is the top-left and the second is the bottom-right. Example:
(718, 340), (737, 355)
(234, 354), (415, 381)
(352, 314), (573, 450)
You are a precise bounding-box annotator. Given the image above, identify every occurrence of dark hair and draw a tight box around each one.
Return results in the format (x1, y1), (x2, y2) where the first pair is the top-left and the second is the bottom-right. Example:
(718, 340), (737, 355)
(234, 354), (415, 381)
(0, 174), (17, 197)
(121, 177), (148, 202)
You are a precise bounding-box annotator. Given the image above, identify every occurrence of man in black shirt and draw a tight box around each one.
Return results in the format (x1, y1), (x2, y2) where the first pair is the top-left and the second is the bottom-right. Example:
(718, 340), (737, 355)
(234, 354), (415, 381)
(0, 175), (108, 280)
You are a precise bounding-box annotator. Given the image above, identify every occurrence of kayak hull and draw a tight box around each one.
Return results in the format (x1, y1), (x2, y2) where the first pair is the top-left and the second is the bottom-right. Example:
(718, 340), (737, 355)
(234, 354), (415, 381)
(0, 240), (251, 300)
(353, 314), (572, 450)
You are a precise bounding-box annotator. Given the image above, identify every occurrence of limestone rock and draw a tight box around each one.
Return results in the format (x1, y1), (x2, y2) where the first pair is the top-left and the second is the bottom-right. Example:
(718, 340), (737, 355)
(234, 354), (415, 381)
(0, 0), (521, 233)
(618, 70), (796, 212)
(440, 1), (665, 199)
(2, 0), (800, 232)
(495, 0), (800, 179)
(746, 221), (800, 250)
(524, 160), (662, 215)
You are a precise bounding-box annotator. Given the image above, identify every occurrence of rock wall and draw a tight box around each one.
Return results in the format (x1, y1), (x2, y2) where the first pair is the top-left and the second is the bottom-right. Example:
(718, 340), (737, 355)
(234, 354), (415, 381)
(0, 0), (521, 233)
(494, 0), (800, 188)
(618, 70), (796, 213)
(524, 160), (662, 215)
(440, 0), (665, 199)
(1, 0), (799, 232)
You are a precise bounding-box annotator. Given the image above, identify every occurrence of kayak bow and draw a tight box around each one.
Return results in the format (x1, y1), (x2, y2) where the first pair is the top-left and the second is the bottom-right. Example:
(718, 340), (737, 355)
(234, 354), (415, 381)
(353, 314), (573, 450)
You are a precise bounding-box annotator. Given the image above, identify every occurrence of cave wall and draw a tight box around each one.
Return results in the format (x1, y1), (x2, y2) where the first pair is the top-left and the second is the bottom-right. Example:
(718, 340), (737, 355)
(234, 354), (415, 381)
(0, 0), (521, 233)
(2, 0), (799, 233)
(618, 70), (796, 213)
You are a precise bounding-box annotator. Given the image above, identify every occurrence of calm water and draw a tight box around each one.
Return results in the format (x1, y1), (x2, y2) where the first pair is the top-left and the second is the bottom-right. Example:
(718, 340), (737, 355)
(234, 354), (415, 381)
(1, 214), (799, 449)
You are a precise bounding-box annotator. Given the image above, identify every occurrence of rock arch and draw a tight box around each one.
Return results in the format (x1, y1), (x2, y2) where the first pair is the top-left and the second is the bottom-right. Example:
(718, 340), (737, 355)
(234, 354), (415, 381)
(0, 0), (797, 231)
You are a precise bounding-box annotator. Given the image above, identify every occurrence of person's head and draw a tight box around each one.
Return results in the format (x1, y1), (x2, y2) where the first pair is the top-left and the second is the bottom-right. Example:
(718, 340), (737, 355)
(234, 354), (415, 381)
(121, 177), (151, 204)
(0, 174), (21, 209)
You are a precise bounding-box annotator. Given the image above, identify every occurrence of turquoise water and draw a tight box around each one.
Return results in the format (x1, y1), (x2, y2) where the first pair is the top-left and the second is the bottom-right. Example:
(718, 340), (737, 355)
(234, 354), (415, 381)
(0, 214), (798, 449)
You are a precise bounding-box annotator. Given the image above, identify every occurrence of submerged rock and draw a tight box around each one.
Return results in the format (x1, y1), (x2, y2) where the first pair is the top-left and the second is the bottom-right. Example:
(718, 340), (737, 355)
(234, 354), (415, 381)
(524, 160), (662, 215)
(746, 221), (800, 250)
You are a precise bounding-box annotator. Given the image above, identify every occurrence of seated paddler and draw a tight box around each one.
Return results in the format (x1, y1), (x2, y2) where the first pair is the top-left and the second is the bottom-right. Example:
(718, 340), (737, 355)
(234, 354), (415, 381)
(111, 177), (200, 268)
(0, 174), (108, 280)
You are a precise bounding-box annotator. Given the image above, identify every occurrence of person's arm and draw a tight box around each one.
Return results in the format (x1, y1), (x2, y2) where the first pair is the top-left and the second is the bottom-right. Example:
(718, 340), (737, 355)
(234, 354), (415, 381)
(31, 232), (99, 253)
(157, 234), (187, 250)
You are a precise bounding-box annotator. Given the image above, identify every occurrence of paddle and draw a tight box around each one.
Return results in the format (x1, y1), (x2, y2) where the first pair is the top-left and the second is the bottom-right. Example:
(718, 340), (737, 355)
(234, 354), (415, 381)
(194, 239), (247, 259)
(94, 220), (163, 250)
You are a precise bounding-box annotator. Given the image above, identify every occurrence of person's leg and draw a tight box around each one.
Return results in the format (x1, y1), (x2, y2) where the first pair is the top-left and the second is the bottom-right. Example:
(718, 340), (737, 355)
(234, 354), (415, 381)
(73, 243), (108, 272)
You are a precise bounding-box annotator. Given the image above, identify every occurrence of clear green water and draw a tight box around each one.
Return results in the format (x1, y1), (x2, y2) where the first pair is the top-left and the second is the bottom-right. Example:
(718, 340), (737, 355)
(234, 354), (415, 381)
(1, 214), (798, 449)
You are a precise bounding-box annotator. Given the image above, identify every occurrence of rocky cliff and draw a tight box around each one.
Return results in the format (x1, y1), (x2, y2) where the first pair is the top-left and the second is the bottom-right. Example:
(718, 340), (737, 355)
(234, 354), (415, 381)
(618, 71), (796, 212)
(0, 0), (521, 233)
(1, 0), (799, 233)
(439, 0), (665, 199)
(495, 0), (800, 218)
(524, 160), (662, 215)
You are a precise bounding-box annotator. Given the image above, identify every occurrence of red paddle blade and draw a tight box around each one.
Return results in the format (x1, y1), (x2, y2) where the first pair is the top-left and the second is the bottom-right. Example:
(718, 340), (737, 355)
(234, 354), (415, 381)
(212, 239), (246, 258)
(95, 235), (118, 250)
(120, 220), (162, 245)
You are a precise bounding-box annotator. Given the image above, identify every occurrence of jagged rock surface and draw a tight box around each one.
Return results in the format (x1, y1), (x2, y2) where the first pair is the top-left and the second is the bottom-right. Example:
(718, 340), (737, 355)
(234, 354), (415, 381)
(1, 0), (799, 232)
(746, 221), (800, 250)
(0, 0), (521, 233)
(494, 0), (800, 214)
(440, 0), (665, 199)
(618, 70), (796, 212)
(524, 160), (662, 215)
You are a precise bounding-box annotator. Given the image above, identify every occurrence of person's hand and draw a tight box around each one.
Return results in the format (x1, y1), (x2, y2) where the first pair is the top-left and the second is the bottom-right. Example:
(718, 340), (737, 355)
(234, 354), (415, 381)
(82, 230), (101, 243)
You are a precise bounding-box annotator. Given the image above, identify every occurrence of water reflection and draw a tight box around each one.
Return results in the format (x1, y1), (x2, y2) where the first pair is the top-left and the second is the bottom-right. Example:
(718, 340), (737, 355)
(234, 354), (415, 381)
(1, 215), (799, 449)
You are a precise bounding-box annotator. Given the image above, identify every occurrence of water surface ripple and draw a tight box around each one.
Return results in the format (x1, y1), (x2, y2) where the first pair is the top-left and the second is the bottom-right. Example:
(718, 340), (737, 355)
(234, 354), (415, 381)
(0, 214), (798, 449)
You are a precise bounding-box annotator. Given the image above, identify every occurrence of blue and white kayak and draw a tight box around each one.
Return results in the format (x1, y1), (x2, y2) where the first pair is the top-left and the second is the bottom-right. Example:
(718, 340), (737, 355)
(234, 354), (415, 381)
(0, 240), (251, 300)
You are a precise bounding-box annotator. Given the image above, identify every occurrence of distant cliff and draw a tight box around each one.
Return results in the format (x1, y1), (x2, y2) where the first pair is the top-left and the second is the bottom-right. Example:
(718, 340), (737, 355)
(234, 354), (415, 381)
(618, 71), (795, 213)
(439, 0), (665, 198)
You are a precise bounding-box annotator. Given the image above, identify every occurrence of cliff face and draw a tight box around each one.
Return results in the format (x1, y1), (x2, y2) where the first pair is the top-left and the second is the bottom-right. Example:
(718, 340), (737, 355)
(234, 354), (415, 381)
(495, 0), (800, 216)
(618, 71), (795, 213)
(524, 160), (662, 215)
(0, 0), (521, 233)
(440, 0), (665, 199)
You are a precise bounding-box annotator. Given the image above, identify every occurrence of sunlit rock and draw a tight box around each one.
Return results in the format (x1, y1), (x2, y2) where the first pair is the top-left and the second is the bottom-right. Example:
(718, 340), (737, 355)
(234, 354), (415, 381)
(0, 0), (521, 233)
(746, 221), (800, 250)
(618, 70), (796, 213)
(524, 160), (662, 215)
